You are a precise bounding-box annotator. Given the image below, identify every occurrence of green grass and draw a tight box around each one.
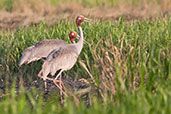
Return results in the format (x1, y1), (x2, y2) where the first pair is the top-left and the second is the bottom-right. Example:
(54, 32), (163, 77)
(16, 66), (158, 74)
(0, 17), (171, 113)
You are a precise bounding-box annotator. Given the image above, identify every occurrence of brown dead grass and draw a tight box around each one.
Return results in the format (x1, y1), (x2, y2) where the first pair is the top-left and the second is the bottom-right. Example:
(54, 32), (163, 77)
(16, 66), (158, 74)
(0, 1), (171, 32)
(90, 33), (142, 99)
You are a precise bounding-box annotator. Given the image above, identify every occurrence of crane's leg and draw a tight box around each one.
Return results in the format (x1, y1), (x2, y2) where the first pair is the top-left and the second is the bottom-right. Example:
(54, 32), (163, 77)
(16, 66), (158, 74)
(53, 81), (67, 96)
(54, 70), (64, 90)
(44, 81), (47, 92)
(43, 77), (53, 92)
(59, 73), (63, 103)
(38, 70), (53, 92)
(54, 70), (63, 80)
(53, 70), (68, 103)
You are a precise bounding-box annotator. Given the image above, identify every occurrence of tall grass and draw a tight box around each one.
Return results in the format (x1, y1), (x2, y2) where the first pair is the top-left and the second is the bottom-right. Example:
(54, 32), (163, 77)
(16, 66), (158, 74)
(0, 17), (171, 113)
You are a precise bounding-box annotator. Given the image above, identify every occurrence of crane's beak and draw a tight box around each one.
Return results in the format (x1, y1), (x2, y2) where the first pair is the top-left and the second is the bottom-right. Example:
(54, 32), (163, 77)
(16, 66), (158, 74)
(84, 17), (91, 22)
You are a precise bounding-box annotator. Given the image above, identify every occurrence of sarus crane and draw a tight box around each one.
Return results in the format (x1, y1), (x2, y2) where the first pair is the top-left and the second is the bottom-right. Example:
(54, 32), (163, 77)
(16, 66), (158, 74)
(19, 34), (78, 91)
(38, 15), (90, 103)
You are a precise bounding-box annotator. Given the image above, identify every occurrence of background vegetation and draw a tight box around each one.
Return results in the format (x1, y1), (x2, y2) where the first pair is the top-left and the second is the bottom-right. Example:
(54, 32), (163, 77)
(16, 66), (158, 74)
(0, 17), (171, 113)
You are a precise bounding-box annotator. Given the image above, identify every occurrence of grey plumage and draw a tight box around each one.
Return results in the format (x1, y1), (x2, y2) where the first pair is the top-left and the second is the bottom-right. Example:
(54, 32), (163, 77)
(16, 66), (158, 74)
(40, 44), (79, 78)
(19, 39), (67, 66)
(38, 25), (84, 81)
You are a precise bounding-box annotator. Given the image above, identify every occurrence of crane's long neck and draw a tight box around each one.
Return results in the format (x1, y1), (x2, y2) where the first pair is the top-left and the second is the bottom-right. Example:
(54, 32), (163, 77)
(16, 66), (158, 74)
(75, 26), (83, 55)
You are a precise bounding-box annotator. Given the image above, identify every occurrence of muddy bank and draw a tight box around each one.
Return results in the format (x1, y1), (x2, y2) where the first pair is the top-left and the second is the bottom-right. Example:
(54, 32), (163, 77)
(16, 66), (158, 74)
(0, 2), (170, 31)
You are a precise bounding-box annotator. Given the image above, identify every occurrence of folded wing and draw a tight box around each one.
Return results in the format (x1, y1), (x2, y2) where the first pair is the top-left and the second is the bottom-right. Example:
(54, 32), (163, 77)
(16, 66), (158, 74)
(19, 39), (67, 66)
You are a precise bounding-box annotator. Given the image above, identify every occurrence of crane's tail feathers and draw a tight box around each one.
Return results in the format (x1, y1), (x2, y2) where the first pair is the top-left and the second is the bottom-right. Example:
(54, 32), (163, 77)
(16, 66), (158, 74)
(19, 60), (28, 67)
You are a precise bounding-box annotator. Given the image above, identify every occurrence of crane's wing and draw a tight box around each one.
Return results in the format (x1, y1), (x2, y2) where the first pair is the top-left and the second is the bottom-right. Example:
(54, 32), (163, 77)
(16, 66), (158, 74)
(19, 39), (67, 66)
(41, 44), (79, 77)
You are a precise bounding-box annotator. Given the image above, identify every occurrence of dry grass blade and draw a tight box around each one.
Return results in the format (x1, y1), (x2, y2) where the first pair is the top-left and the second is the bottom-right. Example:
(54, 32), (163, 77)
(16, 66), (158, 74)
(79, 61), (97, 84)
(74, 86), (91, 96)
(91, 32), (141, 99)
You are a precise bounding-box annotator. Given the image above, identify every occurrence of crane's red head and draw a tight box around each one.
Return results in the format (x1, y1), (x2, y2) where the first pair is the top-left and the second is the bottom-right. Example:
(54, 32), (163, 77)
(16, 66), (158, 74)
(69, 31), (79, 43)
(76, 15), (90, 27)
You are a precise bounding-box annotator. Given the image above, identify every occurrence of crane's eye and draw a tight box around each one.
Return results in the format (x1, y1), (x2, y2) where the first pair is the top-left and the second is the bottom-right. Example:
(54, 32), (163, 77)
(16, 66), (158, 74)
(72, 33), (75, 36)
